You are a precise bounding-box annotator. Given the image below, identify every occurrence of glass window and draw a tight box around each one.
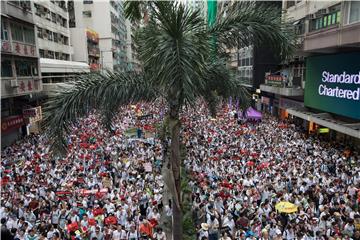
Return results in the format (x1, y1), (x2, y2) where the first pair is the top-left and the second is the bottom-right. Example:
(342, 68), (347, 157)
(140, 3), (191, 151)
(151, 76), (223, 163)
(245, 58), (250, 66)
(11, 24), (23, 42)
(83, 0), (93, 4)
(55, 52), (60, 59)
(328, 14), (332, 26)
(39, 49), (45, 58)
(63, 36), (69, 45)
(319, 18), (323, 28)
(1, 21), (9, 40)
(15, 60), (32, 76)
(47, 50), (54, 58)
(323, 16), (327, 27)
(24, 27), (35, 44)
(1, 59), (13, 77)
(241, 59), (245, 66)
(336, 11), (341, 23)
(47, 30), (53, 41)
(332, 13), (336, 24)
(37, 27), (43, 38)
(51, 12), (57, 23)
(350, 1), (360, 24)
(82, 11), (92, 18)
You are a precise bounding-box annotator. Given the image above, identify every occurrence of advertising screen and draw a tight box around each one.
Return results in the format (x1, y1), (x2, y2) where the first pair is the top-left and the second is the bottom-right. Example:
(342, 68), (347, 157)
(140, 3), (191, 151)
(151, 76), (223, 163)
(304, 52), (360, 120)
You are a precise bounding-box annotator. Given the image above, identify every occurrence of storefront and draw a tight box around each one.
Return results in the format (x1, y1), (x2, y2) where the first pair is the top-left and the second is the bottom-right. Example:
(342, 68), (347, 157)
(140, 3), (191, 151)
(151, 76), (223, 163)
(23, 106), (43, 134)
(1, 115), (26, 147)
(288, 52), (360, 146)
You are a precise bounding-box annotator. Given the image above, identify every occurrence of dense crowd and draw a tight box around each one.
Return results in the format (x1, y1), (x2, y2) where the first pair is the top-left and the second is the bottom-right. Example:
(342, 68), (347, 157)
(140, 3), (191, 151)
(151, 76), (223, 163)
(1, 104), (167, 240)
(183, 104), (360, 240)
(1, 101), (359, 240)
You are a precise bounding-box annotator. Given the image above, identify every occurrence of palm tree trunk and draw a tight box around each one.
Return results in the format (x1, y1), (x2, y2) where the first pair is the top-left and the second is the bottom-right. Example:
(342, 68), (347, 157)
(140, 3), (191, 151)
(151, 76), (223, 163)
(169, 104), (183, 240)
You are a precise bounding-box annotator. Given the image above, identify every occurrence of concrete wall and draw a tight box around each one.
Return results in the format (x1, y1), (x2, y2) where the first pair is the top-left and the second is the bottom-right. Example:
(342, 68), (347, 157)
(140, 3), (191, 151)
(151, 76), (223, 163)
(70, 28), (87, 63)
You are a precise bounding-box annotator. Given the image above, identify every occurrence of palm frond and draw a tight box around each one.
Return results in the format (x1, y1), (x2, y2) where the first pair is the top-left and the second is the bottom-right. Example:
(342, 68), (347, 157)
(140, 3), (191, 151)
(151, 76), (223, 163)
(201, 59), (251, 111)
(210, 1), (296, 59)
(135, 2), (210, 107)
(43, 71), (156, 152)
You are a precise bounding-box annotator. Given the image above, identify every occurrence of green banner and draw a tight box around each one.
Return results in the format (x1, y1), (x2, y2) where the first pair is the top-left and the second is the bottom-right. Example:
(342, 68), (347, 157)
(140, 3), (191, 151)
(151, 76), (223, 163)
(207, 0), (217, 27)
(304, 52), (360, 120)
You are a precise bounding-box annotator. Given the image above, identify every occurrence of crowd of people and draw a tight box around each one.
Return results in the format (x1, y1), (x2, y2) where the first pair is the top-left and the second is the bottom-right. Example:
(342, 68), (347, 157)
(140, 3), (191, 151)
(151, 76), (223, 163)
(183, 104), (360, 240)
(1, 104), (167, 240)
(1, 101), (360, 240)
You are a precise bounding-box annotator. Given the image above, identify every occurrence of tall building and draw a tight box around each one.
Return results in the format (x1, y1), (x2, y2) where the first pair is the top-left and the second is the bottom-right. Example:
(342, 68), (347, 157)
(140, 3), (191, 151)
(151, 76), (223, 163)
(219, 1), (282, 103)
(1, 0), (43, 146)
(125, 19), (141, 72)
(31, 0), (89, 86)
(260, 0), (360, 144)
(68, 0), (128, 72)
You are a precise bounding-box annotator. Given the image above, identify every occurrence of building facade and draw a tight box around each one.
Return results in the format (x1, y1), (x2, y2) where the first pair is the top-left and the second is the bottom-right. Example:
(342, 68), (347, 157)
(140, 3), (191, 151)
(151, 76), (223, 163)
(1, 0), (43, 147)
(68, 0), (128, 72)
(260, 0), (360, 144)
(32, 0), (89, 85)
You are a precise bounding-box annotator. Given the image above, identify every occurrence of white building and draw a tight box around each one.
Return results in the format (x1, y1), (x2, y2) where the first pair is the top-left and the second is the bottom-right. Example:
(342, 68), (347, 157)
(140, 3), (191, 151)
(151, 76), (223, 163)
(31, 0), (89, 85)
(68, 0), (127, 72)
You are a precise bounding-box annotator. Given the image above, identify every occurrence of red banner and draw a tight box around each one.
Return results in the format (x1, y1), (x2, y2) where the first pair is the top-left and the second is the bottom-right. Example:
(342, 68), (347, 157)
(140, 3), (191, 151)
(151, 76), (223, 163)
(1, 115), (24, 133)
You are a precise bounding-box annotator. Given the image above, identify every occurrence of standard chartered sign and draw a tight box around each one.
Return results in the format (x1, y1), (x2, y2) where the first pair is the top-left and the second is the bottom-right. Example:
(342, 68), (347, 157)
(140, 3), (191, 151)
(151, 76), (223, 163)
(318, 71), (360, 100)
(305, 52), (360, 120)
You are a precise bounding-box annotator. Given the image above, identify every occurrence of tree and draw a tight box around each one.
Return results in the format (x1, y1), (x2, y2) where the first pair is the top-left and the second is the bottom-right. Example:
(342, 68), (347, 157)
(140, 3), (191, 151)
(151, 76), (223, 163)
(43, 2), (295, 239)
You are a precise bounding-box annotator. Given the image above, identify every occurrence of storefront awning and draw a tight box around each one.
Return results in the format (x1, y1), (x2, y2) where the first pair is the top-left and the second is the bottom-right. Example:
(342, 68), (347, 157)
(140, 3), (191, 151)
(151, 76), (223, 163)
(287, 108), (360, 139)
(40, 58), (90, 73)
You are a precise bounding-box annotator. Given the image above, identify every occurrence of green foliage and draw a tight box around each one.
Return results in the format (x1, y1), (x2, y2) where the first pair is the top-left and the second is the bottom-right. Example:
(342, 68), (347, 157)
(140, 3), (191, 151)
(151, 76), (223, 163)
(44, 0), (295, 155)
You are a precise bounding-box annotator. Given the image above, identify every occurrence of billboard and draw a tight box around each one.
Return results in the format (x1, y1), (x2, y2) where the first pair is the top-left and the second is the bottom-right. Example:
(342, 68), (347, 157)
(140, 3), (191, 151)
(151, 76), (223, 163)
(304, 52), (360, 120)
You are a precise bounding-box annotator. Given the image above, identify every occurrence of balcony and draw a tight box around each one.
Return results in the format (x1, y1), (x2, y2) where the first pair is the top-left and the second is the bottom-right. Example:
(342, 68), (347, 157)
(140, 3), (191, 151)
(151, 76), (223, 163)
(2, 1), (33, 24)
(88, 46), (100, 57)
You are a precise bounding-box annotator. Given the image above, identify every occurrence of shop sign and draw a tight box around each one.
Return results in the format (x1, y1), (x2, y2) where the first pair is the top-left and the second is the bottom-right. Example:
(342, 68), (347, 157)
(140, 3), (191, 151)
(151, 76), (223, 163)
(265, 74), (285, 86)
(1, 115), (24, 133)
(1, 41), (11, 52)
(28, 106), (42, 124)
(13, 42), (36, 57)
(23, 108), (37, 118)
(318, 128), (330, 133)
(305, 52), (360, 120)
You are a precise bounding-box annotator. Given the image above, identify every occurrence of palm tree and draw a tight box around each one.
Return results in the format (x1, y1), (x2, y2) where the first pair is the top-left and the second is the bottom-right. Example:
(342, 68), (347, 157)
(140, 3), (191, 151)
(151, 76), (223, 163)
(43, 1), (295, 239)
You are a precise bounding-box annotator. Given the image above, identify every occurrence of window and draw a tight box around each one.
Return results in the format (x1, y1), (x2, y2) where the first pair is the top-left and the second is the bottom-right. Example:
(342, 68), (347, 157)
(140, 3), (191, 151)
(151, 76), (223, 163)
(63, 36), (69, 45)
(34, 3), (41, 16)
(47, 50), (54, 59)
(53, 32), (58, 43)
(83, 0), (93, 4)
(51, 12), (57, 23)
(83, 11), (92, 18)
(287, 1), (295, 9)
(11, 23), (23, 42)
(39, 49), (45, 58)
(62, 18), (67, 28)
(349, 1), (360, 24)
(55, 52), (60, 59)
(1, 59), (13, 77)
(311, 11), (340, 31)
(1, 21), (9, 40)
(47, 30), (53, 41)
(37, 27), (43, 38)
(23, 27), (35, 44)
(15, 60), (33, 76)
(245, 58), (250, 66)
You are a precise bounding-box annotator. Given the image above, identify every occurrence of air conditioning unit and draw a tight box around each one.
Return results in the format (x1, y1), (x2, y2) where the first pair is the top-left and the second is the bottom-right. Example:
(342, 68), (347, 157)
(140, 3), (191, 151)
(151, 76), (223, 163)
(10, 80), (19, 87)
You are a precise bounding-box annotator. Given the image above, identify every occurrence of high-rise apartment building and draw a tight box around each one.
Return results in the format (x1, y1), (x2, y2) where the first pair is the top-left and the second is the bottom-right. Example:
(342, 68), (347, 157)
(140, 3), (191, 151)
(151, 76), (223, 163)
(31, 0), (89, 85)
(68, 0), (128, 72)
(1, 0), (43, 146)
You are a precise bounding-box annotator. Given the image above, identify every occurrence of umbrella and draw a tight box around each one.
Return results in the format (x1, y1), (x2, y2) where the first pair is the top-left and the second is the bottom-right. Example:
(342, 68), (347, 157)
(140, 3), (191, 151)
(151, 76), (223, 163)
(246, 161), (254, 167)
(275, 201), (298, 213)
